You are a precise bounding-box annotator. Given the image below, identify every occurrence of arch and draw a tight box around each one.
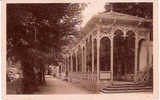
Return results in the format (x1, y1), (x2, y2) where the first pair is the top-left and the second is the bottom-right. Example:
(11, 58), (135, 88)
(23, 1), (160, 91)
(94, 39), (97, 72)
(138, 39), (148, 72)
(125, 31), (135, 74)
(138, 39), (153, 84)
(85, 36), (92, 72)
(113, 31), (124, 81)
(86, 39), (89, 72)
(113, 30), (135, 81)
(100, 37), (111, 71)
(88, 36), (92, 72)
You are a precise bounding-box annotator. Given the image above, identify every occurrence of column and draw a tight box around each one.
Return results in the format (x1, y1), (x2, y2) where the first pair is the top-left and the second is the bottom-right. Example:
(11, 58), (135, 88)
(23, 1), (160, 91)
(84, 45), (87, 72)
(69, 56), (71, 72)
(82, 46), (84, 72)
(64, 57), (66, 73)
(62, 63), (64, 72)
(134, 37), (139, 82)
(67, 54), (70, 81)
(71, 53), (73, 72)
(60, 64), (62, 73)
(67, 56), (69, 73)
(67, 56), (69, 74)
(97, 38), (100, 82)
(75, 51), (78, 72)
(92, 38), (94, 73)
(81, 46), (84, 72)
(64, 58), (66, 72)
(110, 36), (114, 83)
(62, 64), (63, 73)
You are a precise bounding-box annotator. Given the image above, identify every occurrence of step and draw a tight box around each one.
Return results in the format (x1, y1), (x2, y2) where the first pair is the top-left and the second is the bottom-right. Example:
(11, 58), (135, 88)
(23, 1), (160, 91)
(107, 84), (147, 88)
(101, 82), (153, 93)
(102, 86), (152, 91)
(113, 83), (143, 86)
(100, 89), (153, 93)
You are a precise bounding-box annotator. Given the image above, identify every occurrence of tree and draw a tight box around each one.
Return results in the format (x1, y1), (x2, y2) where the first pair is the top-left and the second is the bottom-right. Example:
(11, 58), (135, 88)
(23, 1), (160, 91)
(7, 3), (85, 94)
(107, 3), (153, 18)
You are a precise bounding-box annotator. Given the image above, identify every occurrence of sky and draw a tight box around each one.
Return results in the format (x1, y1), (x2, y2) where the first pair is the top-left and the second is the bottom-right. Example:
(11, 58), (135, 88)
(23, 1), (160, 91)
(81, 1), (107, 27)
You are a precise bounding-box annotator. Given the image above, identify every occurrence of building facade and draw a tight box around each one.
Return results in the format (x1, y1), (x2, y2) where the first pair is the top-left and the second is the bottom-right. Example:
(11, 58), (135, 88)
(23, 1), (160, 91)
(60, 11), (153, 91)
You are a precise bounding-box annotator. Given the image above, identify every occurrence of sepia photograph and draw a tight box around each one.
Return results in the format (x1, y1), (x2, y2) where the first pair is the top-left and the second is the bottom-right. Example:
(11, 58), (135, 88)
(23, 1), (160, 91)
(5, 2), (154, 95)
(2, 0), (158, 99)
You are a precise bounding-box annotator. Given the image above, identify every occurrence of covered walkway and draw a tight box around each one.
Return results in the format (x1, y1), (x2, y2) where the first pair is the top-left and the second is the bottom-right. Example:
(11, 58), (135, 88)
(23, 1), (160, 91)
(34, 75), (96, 94)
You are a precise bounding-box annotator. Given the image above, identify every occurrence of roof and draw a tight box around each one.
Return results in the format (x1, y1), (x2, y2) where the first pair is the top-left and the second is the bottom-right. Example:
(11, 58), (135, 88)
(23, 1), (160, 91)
(81, 11), (152, 34)
(68, 11), (152, 52)
(96, 11), (152, 22)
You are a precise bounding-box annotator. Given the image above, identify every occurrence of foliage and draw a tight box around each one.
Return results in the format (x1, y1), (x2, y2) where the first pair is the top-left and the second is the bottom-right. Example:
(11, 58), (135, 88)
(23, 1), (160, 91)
(108, 3), (153, 19)
(7, 3), (85, 93)
(7, 3), (85, 63)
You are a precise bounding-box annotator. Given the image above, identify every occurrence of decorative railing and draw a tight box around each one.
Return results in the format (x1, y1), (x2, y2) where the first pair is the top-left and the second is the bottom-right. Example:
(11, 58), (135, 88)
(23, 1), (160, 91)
(99, 71), (111, 80)
(68, 72), (97, 83)
(67, 72), (98, 91)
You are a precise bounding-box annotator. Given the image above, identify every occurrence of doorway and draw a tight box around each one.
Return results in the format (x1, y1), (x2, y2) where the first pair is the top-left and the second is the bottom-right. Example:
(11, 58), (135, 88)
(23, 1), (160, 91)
(113, 30), (135, 81)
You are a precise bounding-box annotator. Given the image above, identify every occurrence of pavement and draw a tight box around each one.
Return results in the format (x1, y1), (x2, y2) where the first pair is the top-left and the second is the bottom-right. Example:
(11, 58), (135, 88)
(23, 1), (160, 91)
(34, 75), (95, 94)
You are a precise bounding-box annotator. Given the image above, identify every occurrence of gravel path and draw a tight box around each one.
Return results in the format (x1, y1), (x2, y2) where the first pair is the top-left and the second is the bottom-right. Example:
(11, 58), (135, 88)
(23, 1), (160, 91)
(34, 75), (94, 94)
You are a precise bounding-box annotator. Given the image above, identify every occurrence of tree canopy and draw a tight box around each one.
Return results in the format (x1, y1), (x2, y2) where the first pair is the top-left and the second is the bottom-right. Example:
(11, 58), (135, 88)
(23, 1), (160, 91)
(7, 3), (86, 64)
(108, 3), (153, 19)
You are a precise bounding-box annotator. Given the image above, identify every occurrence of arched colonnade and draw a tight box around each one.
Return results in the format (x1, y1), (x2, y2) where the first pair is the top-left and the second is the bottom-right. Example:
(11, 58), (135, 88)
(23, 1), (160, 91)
(61, 26), (150, 85)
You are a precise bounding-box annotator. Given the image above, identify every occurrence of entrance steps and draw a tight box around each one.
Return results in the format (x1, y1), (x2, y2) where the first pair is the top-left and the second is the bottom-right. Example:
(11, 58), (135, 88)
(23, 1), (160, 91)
(100, 82), (153, 93)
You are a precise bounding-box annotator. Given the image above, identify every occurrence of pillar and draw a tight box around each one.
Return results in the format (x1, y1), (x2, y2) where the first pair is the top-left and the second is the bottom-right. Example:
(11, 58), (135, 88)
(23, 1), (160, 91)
(81, 46), (84, 72)
(64, 57), (66, 72)
(60, 64), (62, 73)
(75, 51), (78, 72)
(67, 56), (69, 73)
(69, 56), (70, 72)
(97, 38), (100, 82)
(134, 36), (139, 82)
(92, 37), (94, 73)
(65, 57), (67, 77)
(84, 45), (87, 72)
(71, 53), (73, 72)
(110, 36), (114, 83)
(67, 56), (69, 72)
(82, 46), (84, 72)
